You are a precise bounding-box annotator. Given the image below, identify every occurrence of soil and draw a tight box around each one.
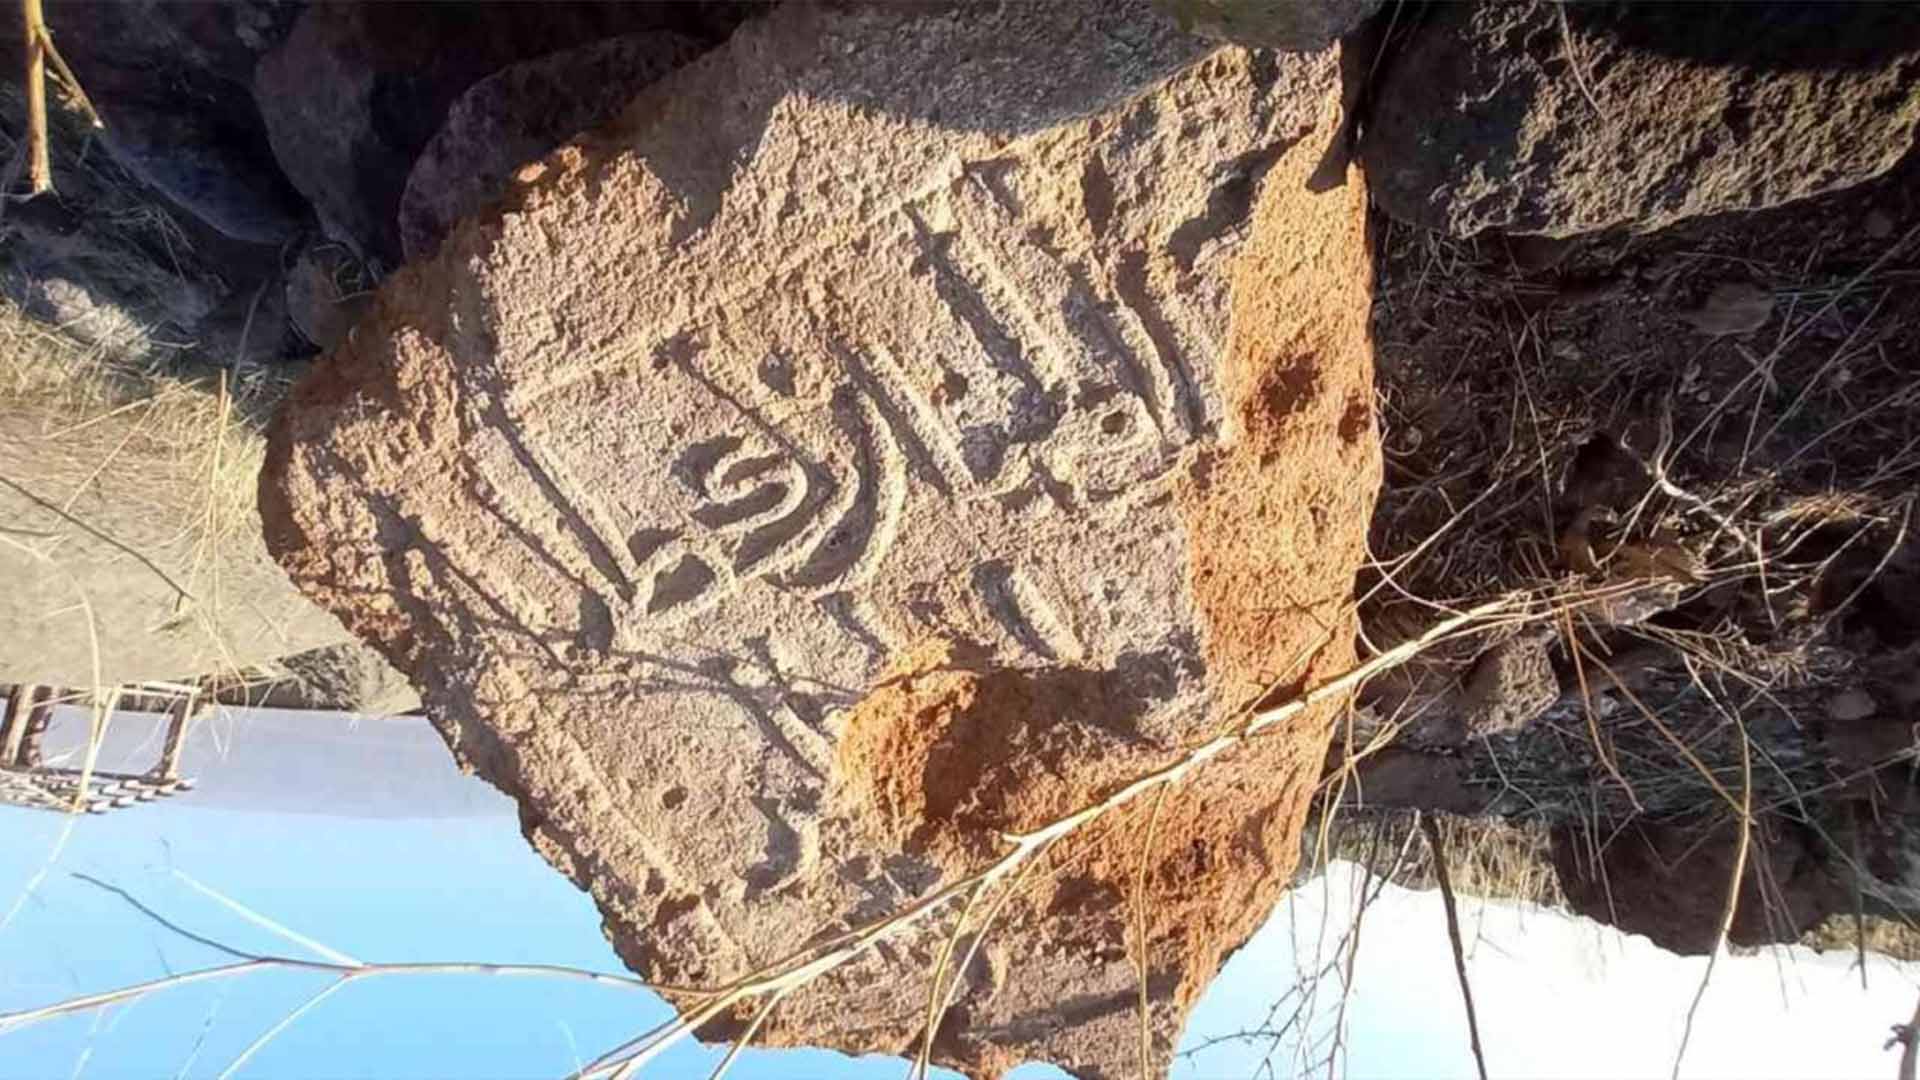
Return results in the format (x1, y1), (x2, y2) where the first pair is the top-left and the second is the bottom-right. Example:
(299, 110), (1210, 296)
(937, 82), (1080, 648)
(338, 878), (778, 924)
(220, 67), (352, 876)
(1345, 143), (1920, 952)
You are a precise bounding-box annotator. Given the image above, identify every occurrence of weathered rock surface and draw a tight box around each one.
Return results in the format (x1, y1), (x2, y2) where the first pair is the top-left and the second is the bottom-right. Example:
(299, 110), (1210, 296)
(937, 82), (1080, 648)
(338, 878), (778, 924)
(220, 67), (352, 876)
(1363, 0), (1920, 237)
(0, 385), (350, 688)
(0, 71), (291, 369)
(1457, 630), (1559, 739)
(1155, 0), (1383, 51)
(285, 241), (375, 352)
(399, 32), (704, 262)
(235, 641), (422, 715)
(262, 3), (1378, 1076)
(255, 2), (747, 266)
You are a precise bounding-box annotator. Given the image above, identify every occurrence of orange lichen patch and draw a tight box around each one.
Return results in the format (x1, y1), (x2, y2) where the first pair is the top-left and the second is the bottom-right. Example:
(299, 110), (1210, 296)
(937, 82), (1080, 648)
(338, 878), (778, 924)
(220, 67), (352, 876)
(1182, 133), (1377, 720)
(833, 639), (973, 849)
(835, 641), (1161, 862)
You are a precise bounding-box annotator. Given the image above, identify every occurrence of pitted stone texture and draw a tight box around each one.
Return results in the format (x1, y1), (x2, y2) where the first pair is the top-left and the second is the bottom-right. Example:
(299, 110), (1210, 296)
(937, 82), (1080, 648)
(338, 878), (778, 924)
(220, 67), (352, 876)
(399, 32), (704, 262)
(1157, 0), (1383, 51)
(1458, 631), (1559, 739)
(1363, 0), (1920, 238)
(263, 4), (1377, 1076)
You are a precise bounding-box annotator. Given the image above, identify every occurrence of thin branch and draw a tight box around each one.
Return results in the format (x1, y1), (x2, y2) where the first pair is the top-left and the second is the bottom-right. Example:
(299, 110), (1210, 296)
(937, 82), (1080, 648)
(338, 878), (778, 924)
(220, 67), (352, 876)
(1555, 0), (1605, 116)
(576, 597), (1519, 1079)
(170, 870), (362, 967)
(706, 984), (793, 1080)
(0, 473), (199, 604)
(1421, 814), (1488, 1080)
(1897, 992), (1920, 1080)
(36, 21), (101, 130)
(0, 956), (665, 1037)
(16, 599), (1526, 1080)
(68, 874), (255, 961)
(1562, 605), (1640, 813)
(215, 976), (348, 1080)
(1576, 642), (1742, 815)
(1133, 786), (1170, 1080)
(21, 0), (49, 193)
(1671, 659), (1753, 1080)
(913, 879), (989, 1080)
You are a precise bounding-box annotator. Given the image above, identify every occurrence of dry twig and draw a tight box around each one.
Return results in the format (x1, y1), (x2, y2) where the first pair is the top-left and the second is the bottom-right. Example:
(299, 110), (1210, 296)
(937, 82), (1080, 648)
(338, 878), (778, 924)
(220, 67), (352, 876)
(16, 0), (101, 195)
(1421, 813), (1488, 1080)
(1671, 657), (1754, 1080)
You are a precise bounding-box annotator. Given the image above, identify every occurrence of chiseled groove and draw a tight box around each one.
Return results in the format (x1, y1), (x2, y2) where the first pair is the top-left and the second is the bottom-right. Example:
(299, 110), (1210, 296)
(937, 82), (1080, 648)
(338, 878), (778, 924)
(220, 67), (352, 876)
(825, 337), (969, 500)
(945, 173), (1167, 438)
(972, 559), (1086, 663)
(1113, 252), (1209, 438)
(777, 380), (904, 595)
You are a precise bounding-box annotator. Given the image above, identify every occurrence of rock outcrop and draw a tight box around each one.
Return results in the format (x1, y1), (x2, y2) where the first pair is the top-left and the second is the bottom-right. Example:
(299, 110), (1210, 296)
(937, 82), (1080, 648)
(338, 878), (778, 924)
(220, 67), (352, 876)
(1551, 815), (1846, 955)
(1156, 0), (1384, 51)
(261, 2), (1379, 1076)
(1363, 0), (1920, 237)
(1, 0), (308, 245)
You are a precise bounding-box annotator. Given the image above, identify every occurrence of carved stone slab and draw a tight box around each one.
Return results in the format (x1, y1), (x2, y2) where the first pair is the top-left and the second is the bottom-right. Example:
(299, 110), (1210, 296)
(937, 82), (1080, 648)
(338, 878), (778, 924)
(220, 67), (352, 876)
(263, 3), (1378, 1075)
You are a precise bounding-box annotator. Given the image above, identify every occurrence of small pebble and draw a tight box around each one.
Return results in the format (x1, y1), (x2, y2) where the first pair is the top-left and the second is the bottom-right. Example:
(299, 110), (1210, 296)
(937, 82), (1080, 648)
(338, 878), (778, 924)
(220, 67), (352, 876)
(1681, 282), (1774, 336)
(1828, 689), (1878, 722)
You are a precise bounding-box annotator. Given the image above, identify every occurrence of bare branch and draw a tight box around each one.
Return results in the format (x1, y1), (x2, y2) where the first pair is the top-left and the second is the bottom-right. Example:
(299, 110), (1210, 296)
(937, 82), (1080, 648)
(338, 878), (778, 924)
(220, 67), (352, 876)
(1421, 814), (1488, 1080)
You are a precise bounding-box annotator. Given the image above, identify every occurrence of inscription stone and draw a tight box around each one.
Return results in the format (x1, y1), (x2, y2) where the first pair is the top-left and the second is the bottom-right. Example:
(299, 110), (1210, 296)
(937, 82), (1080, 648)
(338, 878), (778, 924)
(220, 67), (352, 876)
(263, 3), (1378, 1075)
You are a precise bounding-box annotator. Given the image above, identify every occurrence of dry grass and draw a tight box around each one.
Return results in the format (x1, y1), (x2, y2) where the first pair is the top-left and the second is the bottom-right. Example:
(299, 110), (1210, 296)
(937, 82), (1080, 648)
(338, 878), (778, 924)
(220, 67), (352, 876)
(0, 298), (306, 694)
(1804, 913), (1920, 964)
(0, 300), (270, 558)
(1349, 156), (1920, 1009)
(1315, 811), (1566, 909)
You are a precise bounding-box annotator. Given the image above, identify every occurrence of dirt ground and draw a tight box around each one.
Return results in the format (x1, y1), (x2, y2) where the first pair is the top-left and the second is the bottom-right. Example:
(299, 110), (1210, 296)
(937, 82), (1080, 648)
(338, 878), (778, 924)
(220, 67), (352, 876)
(1339, 144), (1920, 951)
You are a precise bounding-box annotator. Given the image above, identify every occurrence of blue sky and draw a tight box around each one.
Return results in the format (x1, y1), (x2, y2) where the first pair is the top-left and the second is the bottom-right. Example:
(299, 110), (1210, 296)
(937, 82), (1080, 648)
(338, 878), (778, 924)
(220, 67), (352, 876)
(3, 708), (1915, 1079)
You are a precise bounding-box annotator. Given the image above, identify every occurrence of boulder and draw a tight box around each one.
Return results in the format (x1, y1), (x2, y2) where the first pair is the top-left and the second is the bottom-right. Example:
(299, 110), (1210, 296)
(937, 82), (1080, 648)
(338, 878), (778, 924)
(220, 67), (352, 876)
(1156, 0), (1383, 51)
(1363, 0), (1920, 237)
(0, 162), (232, 365)
(0, 371), (350, 689)
(0, 7), (297, 369)
(399, 32), (704, 262)
(260, 3), (1379, 1075)
(97, 102), (309, 246)
(284, 241), (375, 352)
(1457, 630), (1559, 739)
(254, 2), (746, 267)
(1552, 815), (1845, 954)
